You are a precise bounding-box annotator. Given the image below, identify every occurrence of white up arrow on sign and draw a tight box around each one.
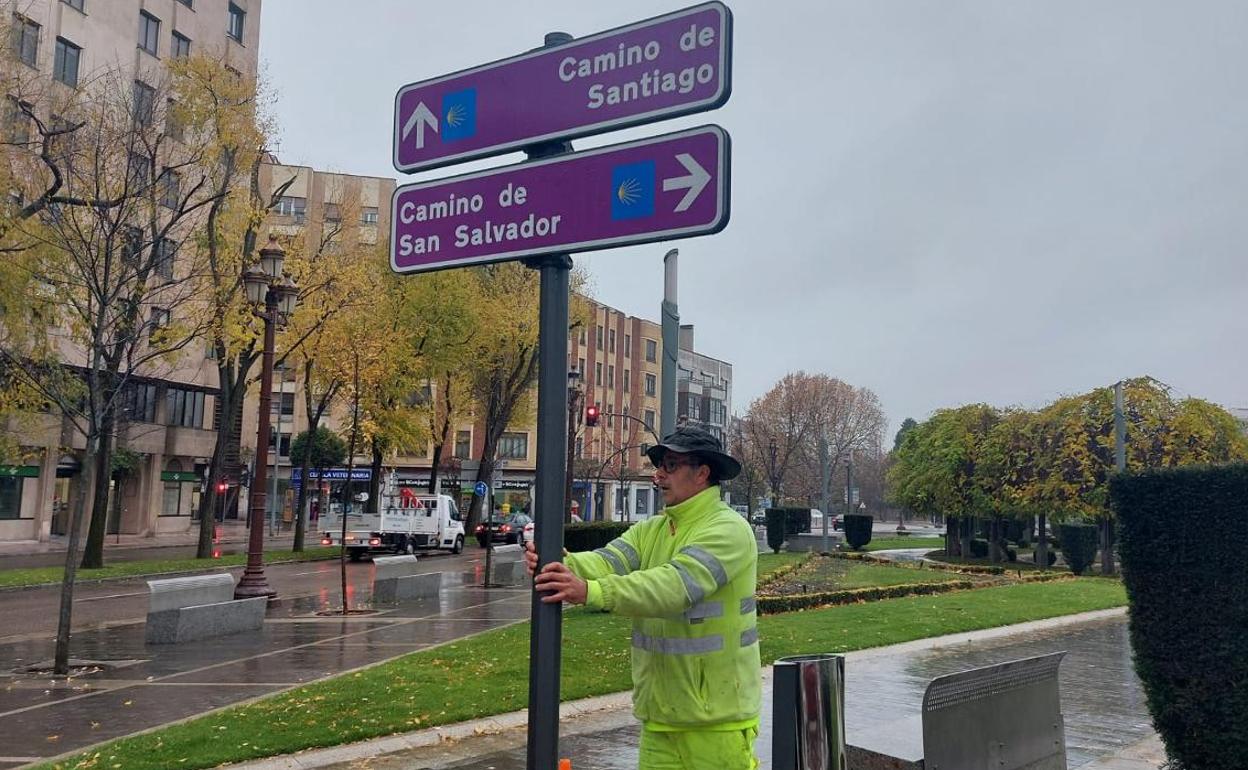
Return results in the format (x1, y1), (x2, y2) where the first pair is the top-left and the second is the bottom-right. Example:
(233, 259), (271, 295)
(662, 153), (711, 212)
(401, 102), (438, 149)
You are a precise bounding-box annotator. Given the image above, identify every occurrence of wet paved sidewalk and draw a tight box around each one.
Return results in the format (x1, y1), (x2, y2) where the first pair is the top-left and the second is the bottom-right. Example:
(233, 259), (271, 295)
(314, 610), (1156, 770)
(0, 572), (531, 769)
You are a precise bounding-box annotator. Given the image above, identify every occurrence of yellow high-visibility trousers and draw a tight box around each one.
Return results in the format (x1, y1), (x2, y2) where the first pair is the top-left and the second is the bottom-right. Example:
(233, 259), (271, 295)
(638, 726), (759, 770)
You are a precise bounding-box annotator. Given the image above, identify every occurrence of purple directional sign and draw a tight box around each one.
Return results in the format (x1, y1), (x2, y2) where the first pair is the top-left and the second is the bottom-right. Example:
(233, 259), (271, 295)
(390, 125), (729, 274)
(392, 2), (732, 174)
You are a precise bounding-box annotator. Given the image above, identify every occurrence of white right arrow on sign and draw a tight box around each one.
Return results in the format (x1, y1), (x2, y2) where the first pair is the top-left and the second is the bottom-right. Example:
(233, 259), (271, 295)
(401, 102), (439, 149)
(662, 153), (711, 213)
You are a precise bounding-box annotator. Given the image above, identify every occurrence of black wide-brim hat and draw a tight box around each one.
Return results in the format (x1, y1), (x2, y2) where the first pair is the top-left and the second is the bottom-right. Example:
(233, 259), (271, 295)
(645, 424), (742, 481)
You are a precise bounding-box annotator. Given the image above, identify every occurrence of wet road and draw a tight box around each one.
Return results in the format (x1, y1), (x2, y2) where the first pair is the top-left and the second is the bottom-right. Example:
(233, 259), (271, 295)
(0, 554), (527, 769)
(0, 549), (489, 641)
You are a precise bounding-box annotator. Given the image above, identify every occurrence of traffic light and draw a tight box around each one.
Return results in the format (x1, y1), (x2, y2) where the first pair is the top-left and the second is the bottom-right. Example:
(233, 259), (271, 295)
(585, 405), (600, 427)
(215, 481), (228, 494)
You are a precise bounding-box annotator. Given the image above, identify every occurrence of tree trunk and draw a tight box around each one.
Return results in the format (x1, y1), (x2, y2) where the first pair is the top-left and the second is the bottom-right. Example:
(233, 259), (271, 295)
(80, 411), (115, 569)
(368, 438), (383, 513)
(1036, 513), (1049, 570)
(292, 449), (312, 552)
(428, 442), (444, 495)
(946, 515), (960, 557)
(960, 516), (973, 560)
(1099, 517), (1115, 576)
(988, 516), (1005, 563)
(469, 450), (497, 532)
(54, 432), (99, 675)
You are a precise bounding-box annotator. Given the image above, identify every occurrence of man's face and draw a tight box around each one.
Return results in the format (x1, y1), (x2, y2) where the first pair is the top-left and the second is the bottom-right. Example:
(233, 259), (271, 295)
(654, 451), (709, 506)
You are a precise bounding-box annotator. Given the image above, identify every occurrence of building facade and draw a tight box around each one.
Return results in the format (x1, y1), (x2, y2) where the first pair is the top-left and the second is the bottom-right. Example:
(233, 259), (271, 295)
(0, 0), (262, 542)
(676, 324), (732, 441)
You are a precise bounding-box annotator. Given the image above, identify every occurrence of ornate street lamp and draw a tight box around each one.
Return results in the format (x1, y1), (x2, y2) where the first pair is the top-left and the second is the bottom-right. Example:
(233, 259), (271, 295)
(235, 237), (298, 600)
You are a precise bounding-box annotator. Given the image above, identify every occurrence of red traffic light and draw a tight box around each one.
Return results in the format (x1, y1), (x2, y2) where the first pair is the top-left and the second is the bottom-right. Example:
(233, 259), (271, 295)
(585, 405), (600, 427)
(215, 482), (228, 493)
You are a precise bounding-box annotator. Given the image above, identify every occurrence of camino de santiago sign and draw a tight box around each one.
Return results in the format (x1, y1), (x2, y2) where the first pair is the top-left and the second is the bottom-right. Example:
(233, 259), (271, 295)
(392, 2), (732, 173)
(391, 125), (728, 273)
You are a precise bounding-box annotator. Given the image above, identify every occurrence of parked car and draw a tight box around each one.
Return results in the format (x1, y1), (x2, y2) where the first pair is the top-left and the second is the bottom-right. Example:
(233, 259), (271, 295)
(475, 513), (533, 548)
(750, 513), (766, 526)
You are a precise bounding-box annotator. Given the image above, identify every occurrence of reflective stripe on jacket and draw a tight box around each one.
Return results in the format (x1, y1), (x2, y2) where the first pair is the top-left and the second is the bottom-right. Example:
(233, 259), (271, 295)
(567, 486), (761, 730)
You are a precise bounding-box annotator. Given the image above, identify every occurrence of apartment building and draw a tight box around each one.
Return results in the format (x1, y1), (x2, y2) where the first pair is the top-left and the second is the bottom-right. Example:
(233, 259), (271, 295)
(676, 324), (732, 442)
(0, 0), (261, 543)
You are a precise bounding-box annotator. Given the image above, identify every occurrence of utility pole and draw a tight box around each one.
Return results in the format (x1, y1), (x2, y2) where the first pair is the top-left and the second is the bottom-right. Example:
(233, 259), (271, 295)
(818, 434), (831, 553)
(660, 249), (679, 439)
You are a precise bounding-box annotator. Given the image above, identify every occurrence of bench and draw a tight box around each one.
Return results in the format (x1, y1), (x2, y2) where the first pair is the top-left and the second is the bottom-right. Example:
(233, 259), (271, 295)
(372, 555), (440, 602)
(145, 574), (266, 644)
(488, 543), (526, 585)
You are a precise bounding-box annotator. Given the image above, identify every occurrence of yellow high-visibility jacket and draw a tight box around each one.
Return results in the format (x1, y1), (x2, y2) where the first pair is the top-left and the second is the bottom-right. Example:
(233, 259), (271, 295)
(567, 486), (761, 730)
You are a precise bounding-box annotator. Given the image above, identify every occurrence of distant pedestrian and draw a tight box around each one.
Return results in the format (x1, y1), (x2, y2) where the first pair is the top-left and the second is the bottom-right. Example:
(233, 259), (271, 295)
(527, 425), (760, 770)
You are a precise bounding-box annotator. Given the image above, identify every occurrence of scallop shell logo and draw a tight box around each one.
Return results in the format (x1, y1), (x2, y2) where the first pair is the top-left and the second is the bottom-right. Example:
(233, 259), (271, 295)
(616, 177), (643, 205)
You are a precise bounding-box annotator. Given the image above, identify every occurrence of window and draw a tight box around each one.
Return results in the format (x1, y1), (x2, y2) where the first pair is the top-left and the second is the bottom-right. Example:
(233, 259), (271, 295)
(575, 437), (583, 458)
(133, 80), (156, 126)
(171, 32), (191, 58)
(123, 382), (158, 422)
(53, 38), (80, 87)
(578, 357), (586, 375)
(160, 169), (180, 208)
(138, 11), (160, 56)
(165, 100), (184, 140)
(323, 202), (341, 222)
(0, 476), (24, 520)
(579, 327), (586, 345)
(498, 432), (528, 460)
(644, 409), (656, 430)
(624, 334), (631, 357)
(176, 0), (193, 7)
(12, 14), (39, 67)
(150, 307), (170, 338)
(161, 477), (183, 516)
(645, 373), (657, 396)
(595, 325), (603, 350)
(120, 226), (143, 266)
(227, 3), (245, 42)
(4, 97), (30, 145)
(360, 207), (379, 224)
(274, 196), (306, 222)
(595, 362), (602, 384)
(165, 387), (205, 428)
(270, 391), (295, 416)
(645, 338), (657, 363)
(268, 430), (292, 458)
(607, 365), (615, 389)
(609, 329), (616, 353)
(454, 430), (471, 459)
(155, 238), (176, 279)
(61, 0), (84, 11)
(623, 369), (630, 392)
(607, 407), (614, 428)
(128, 151), (151, 188)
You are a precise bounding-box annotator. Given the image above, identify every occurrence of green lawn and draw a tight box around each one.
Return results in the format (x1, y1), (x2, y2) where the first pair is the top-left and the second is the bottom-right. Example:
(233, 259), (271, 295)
(757, 551), (809, 578)
(862, 536), (946, 552)
(37, 578), (1126, 770)
(0, 547), (342, 589)
(834, 562), (962, 588)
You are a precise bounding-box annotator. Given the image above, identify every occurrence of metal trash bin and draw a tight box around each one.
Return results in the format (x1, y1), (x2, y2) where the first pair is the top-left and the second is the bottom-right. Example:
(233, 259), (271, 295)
(772, 653), (847, 770)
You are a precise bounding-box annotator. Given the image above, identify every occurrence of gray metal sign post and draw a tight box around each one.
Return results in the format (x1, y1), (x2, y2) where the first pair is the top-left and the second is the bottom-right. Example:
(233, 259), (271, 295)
(524, 33), (574, 770)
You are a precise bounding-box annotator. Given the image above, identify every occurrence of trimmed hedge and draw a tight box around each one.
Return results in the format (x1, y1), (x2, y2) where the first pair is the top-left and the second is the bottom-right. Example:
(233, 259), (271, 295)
(831, 550), (1007, 576)
(843, 513), (873, 550)
(764, 509), (787, 553)
(1111, 463), (1248, 769)
(969, 538), (989, 558)
(758, 579), (976, 614)
(1058, 523), (1099, 575)
(564, 521), (633, 552)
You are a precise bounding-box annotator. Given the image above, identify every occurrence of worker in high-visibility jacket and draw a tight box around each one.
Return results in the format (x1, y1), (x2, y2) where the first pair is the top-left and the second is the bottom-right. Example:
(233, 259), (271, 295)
(529, 425), (761, 770)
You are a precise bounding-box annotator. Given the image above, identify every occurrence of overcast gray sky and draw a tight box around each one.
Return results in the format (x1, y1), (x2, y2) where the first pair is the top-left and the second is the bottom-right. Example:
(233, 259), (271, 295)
(259, 0), (1247, 438)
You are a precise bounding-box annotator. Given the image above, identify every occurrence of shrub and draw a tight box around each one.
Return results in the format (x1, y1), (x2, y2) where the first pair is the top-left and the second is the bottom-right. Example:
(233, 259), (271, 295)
(1005, 518), (1027, 544)
(764, 509), (787, 554)
(1058, 524), (1099, 575)
(843, 514), (873, 550)
(969, 538), (989, 558)
(564, 521), (633, 552)
(1006, 547), (1018, 563)
(757, 579), (975, 614)
(1111, 464), (1248, 769)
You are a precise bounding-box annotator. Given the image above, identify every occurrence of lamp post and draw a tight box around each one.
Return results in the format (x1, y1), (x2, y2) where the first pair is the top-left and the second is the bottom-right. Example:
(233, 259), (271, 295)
(235, 237), (298, 600)
(565, 367), (583, 524)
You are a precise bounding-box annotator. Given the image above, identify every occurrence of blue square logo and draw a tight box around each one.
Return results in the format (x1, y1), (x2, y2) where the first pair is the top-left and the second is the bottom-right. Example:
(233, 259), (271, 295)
(441, 88), (477, 143)
(611, 161), (656, 221)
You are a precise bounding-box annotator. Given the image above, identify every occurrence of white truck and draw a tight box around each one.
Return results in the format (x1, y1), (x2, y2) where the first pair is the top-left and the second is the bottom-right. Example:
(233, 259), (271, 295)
(320, 475), (465, 561)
